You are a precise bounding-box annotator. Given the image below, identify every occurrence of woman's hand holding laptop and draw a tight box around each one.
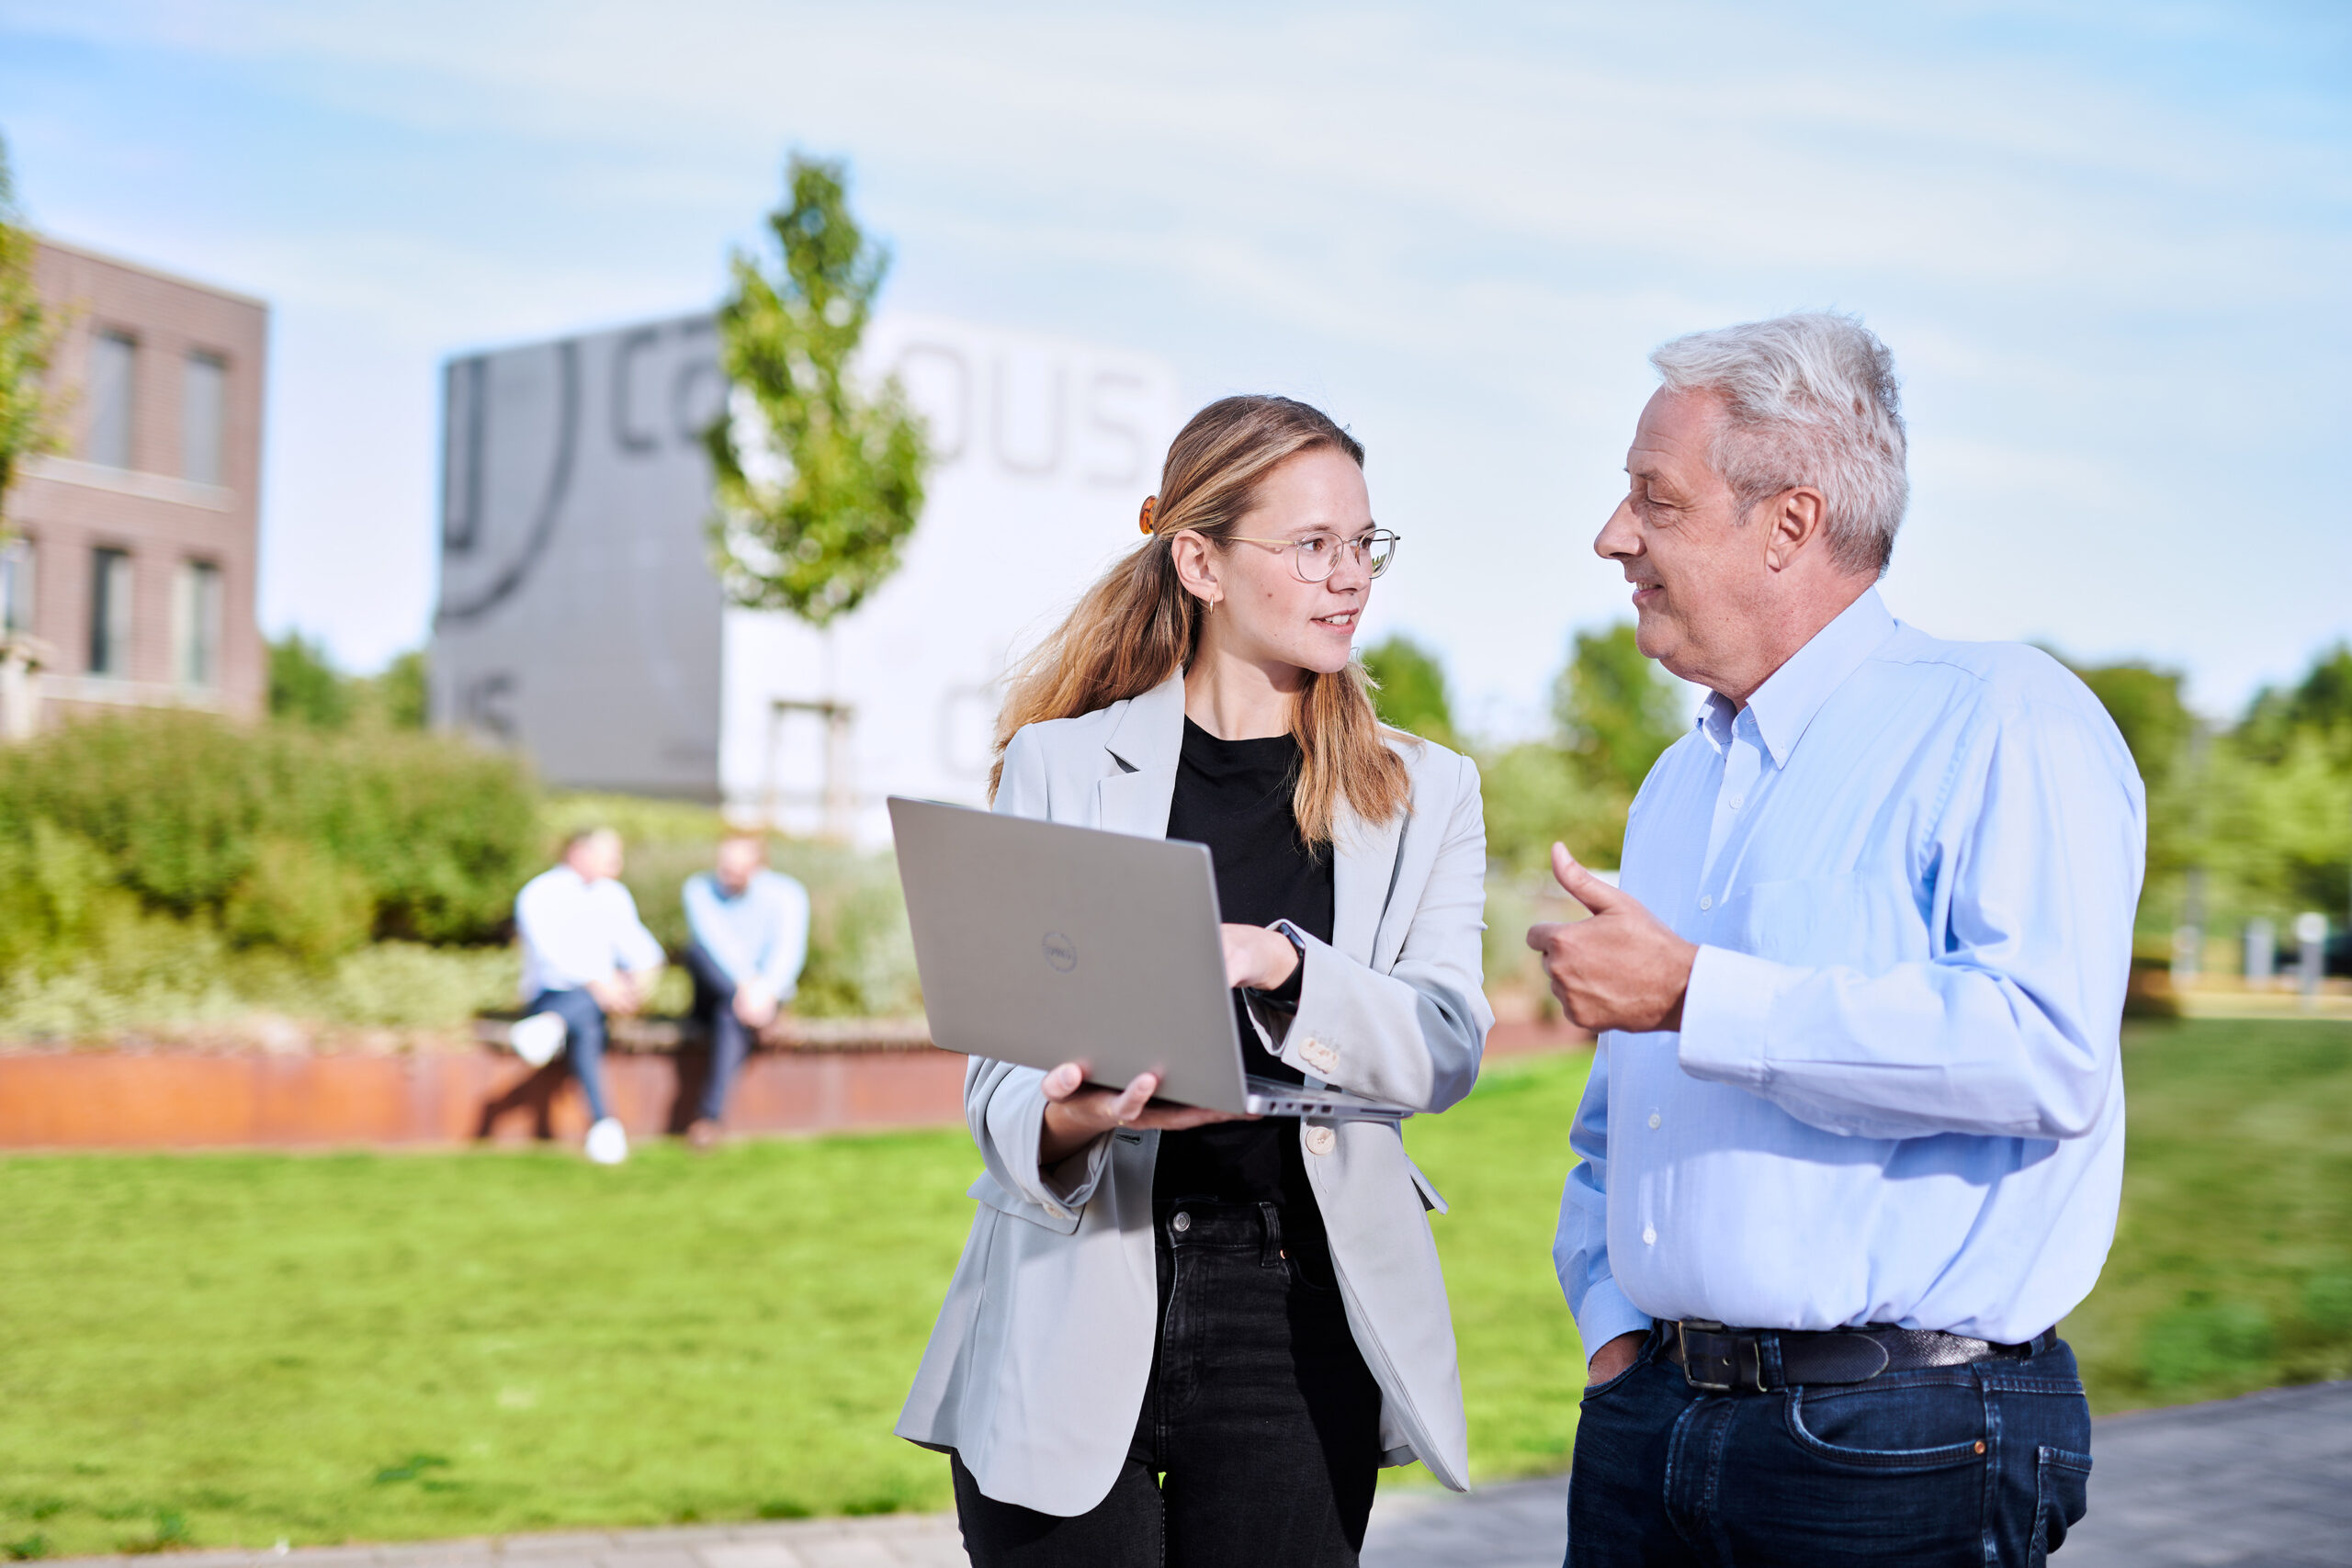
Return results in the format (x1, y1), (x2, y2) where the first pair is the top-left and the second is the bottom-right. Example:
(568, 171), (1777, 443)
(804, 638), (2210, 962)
(1035, 921), (1275, 1163)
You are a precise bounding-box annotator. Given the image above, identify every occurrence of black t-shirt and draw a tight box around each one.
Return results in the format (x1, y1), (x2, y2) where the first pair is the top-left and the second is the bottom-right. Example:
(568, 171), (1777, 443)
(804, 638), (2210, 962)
(1153, 717), (1334, 1224)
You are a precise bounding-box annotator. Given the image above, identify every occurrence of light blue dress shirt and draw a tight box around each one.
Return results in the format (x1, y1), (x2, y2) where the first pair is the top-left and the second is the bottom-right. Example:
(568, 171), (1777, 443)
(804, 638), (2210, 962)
(683, 868), (810, 998)
(1555, 589), (2145, 1349)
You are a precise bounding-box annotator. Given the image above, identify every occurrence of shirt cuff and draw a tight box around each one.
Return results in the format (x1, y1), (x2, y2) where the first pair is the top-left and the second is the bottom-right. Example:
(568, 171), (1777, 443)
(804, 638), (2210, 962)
(1571, 1277), (1655, 1359)
(1676, 943), (1781, 1093)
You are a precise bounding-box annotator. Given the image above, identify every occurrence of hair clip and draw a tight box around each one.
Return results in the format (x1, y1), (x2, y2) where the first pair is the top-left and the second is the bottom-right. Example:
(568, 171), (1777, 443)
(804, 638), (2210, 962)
(1138, 496), (1158, 536)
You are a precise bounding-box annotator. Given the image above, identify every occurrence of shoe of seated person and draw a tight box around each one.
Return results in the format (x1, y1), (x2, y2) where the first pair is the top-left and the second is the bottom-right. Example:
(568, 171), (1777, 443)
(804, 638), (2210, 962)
(584, 1116), (629, 1166)
(508, 1010), (567, 1069)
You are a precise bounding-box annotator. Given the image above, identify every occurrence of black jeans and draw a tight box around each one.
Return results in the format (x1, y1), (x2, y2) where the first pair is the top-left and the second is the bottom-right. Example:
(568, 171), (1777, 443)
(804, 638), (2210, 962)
(682, 941), (752, 1123)
(1567, 1324), (2094, 1567)
(953, 1200), (1384, 1568)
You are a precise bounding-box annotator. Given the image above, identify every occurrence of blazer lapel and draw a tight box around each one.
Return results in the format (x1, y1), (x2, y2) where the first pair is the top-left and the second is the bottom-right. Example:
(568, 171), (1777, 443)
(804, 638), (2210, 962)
(1094, 672), (1187, 839)
(1332, 798), (1407, 966)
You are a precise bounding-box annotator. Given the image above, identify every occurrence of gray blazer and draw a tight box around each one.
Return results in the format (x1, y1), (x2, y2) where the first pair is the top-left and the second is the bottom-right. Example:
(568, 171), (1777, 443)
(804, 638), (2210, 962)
(895, 672), (1495, 1516)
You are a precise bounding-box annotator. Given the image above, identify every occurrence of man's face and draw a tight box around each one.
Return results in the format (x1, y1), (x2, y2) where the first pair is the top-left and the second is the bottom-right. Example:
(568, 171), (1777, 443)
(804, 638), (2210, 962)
(715, 837), (763, 897)
(569, 830), (624, 883)
(1592, 389), (1767, 690)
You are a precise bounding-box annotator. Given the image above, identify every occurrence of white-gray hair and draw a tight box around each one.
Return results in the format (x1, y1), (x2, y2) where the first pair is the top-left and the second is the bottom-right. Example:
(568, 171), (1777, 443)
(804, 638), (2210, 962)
(1649, 311), (1908, 576)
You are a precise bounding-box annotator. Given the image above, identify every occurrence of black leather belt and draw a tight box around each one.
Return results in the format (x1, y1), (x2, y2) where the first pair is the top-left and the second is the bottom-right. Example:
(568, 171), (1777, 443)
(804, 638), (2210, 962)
(1665, 1319), (2057, 1393)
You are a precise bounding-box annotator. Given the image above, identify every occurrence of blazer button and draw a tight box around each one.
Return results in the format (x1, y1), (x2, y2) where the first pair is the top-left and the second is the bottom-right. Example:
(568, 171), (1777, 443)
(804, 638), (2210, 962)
(1300, 1038), (1339, 1074)
(1305, 1125), (1337, 1156)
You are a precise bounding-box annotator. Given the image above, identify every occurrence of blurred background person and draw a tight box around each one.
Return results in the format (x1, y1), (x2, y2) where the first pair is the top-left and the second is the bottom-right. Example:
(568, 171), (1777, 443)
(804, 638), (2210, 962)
(681, 831), (811, 1149)
(511, 827), (667, 1166)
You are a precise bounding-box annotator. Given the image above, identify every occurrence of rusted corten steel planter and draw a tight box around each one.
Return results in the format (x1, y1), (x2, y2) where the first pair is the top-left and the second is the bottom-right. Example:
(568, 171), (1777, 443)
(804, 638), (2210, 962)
(0, 1017), (1587, 1151)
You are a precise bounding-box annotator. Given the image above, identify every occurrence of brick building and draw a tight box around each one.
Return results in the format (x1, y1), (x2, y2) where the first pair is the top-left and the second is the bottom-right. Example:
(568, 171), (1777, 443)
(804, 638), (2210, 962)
(0, 238), (267, 730)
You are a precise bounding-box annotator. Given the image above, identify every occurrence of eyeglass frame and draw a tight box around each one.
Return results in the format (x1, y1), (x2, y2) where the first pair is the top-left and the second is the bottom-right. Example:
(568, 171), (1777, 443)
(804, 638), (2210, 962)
(1219, 527), (1401, 583)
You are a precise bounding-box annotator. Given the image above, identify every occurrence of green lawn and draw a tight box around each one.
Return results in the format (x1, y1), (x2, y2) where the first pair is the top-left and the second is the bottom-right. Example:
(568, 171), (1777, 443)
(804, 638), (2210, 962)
(3, 1018), (2347, 1556)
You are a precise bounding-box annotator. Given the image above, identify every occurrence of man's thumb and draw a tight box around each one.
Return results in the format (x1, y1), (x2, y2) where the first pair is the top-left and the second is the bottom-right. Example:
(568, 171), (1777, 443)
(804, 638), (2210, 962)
(1551, 841), (1623, 915)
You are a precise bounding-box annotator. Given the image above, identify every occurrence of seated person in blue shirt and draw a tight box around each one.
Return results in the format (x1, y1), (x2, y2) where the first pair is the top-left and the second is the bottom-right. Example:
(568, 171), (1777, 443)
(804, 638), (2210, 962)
(681, 831), (810, 1148)
(512, 827), (667, 1167)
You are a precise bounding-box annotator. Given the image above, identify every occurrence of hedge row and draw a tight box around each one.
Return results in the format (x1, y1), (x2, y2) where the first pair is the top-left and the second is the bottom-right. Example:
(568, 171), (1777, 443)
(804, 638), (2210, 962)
(0, 711), (540, 965)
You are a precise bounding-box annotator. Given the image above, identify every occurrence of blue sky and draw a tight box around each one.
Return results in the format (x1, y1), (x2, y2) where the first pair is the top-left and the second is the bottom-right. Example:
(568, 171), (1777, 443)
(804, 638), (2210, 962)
(3, 0), (2346, 735)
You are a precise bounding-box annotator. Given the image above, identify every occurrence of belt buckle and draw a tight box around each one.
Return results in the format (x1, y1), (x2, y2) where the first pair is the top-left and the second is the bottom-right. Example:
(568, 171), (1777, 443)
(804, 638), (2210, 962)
(1674, 1316), (1769, 1392)
(1677, 1319), (1744, 1393)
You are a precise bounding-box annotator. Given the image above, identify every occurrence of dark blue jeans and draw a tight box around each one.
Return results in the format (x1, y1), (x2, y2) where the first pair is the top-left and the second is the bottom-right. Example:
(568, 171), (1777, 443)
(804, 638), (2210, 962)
(951, 1200), (1384, 1567)
(683, 941), (752, 1124)
(524, 988), (611, 1123)
(1567, 1325), (2093, 1567)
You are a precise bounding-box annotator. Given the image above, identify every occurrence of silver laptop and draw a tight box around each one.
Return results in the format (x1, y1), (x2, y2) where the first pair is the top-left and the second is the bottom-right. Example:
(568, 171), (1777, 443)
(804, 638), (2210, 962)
(888, 796), (1412, 1122)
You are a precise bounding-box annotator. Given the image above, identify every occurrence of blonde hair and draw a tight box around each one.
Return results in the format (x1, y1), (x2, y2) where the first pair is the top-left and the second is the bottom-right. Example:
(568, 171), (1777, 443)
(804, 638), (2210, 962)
(990, 395), (1410, 845)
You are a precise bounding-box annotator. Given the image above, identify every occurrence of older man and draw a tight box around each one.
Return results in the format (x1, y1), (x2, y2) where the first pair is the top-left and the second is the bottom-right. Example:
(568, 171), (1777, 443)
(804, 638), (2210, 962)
(1532, 313), (2143, 1566)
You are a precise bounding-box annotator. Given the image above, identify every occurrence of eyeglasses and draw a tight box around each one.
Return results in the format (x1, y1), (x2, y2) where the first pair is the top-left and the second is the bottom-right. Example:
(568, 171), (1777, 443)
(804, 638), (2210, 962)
(1224, 529), (1400, 583)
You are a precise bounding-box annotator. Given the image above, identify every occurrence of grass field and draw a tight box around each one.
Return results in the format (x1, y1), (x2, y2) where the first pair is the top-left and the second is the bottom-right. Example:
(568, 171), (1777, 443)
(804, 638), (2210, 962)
(2, 1018), (2347, 1556)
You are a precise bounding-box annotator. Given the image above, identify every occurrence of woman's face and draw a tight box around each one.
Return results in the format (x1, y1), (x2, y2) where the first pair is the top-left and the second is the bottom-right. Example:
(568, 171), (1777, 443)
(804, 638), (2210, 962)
(1185, 447), (1376, 678)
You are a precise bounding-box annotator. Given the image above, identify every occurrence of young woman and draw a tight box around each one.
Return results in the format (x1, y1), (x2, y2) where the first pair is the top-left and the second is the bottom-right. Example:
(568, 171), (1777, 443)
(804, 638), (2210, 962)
(897, 395), (1492, 1567)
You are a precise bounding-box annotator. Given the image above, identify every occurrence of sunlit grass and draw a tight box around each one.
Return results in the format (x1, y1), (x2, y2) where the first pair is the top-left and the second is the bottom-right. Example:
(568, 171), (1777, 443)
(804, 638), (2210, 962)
(2, 1019), (2345, 1553)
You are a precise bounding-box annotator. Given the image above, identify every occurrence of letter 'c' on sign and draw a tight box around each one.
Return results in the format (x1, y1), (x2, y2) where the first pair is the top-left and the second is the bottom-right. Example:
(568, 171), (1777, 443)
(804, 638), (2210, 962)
(1042, 932), (1078, 973)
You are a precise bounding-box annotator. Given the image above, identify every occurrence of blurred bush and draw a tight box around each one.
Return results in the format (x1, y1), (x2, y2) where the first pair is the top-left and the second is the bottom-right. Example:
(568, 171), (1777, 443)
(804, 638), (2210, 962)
(0, 709), (540, 961)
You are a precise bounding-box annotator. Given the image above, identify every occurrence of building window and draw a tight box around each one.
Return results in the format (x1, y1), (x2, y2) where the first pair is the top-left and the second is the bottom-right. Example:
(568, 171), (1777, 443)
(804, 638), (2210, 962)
(90, 547), (132, 677)
(174, 560), (222, 688)
(183, 351), (228, 487)
(89, 331), (138, 471)
(1, 537), (32, 634)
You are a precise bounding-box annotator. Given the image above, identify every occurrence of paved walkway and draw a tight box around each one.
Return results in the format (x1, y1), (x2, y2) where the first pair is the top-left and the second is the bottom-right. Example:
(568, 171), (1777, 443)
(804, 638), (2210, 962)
(44, 1382), (2348, 1568)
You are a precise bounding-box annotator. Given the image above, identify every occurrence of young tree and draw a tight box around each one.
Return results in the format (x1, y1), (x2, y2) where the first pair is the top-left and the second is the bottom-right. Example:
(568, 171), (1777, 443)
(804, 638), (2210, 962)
(706, 154), (930, 626)
(0, 132), (61, 527)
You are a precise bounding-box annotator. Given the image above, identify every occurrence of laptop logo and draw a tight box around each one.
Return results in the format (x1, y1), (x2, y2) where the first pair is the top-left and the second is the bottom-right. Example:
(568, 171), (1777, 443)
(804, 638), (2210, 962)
(1042, 932), (1079, 973)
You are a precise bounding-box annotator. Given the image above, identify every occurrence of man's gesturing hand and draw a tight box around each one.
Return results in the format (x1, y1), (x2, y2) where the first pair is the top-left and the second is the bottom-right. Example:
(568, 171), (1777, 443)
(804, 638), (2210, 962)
(1526, 843), (1699, 1033)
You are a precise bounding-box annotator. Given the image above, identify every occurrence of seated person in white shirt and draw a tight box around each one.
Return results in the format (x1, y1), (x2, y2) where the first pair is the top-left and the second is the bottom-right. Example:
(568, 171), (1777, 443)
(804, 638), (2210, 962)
(680, 831), (810, 1148)
(512, 828), (667, 1165)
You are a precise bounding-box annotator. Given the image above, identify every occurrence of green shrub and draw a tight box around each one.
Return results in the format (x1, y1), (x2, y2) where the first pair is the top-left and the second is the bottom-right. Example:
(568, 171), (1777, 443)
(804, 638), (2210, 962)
(0, 710), (538, 949)
(223, 839), (376, 964)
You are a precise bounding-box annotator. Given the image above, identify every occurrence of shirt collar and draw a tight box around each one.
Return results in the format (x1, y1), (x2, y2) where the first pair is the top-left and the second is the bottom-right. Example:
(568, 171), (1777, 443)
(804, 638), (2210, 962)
(1697, 587), (1897, 769)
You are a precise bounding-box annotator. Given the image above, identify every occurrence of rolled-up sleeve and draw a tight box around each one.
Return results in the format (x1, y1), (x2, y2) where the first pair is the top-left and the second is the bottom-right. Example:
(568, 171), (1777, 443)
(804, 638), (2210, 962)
(1678, 704), (2144, 1142)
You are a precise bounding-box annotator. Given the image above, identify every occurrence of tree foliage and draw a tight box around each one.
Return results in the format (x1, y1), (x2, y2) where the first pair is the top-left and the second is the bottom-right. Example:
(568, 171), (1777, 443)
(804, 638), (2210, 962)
(1554, 622), (1686, 800)
(706, 154), (930, 628)
(268, 635), (430, 731)
(0, 131), (61, 525)
(269, 632), (353, 728)
(2071, 644), (2351, 942)
(1360, 633), (1460, 749)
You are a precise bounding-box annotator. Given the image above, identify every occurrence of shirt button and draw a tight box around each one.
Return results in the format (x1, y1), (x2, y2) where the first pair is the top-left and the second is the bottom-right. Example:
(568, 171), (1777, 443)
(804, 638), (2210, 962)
(1648, 1112), (1661, 1129)
(1305, 1125), (1337, 1156)
(1642, 1225), (1658, 1247)
(1699, 895), (1713, 911)
(1728, 795), (1742, 810)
